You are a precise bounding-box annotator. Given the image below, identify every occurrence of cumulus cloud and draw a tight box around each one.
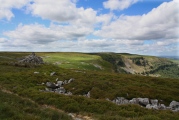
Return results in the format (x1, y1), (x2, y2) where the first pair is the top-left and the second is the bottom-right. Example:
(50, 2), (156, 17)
(0, 0), (178, 56)
(28, 0), (97, 26)
(96, 0), (179, 40)
(103, 0), (139, 11)
(156, 39), (179, 46)
(0, 0), (31, 20)
(3, 23), (93, 46)
(0, 38), (6, 43)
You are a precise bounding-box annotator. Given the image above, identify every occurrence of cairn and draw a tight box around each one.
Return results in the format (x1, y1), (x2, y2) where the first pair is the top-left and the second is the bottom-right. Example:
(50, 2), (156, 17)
(18, 52), (44, 65)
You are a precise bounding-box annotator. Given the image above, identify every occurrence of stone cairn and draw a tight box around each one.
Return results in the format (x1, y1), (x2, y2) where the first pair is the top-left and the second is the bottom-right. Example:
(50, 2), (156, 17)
(18, 52), (44, 65)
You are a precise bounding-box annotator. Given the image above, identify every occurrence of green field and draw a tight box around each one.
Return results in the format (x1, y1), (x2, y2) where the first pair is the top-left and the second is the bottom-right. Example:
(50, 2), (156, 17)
(40, 52), (113, 72)
(0, 52), (179, 120)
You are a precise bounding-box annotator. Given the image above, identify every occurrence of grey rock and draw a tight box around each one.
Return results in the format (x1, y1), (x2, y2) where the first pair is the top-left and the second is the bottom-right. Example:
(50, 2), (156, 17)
(138, 98), (149, 106)
(56, 87), (66, 94)
(87, 91), (90, 98)
(146, 104), (152, 109)
(150, 99), (158, 106)
(158, 104), (166, 110)
(50, 72), (56, 76)
(129, 98), (139, 104)
(169, 101), (179, 111)
(63, 80), (68, 84)
(45, 87), (53, 92)
(113, 97), (129, 105)
(57, 81), (63, 87)
(34, 72), (39, 74)
(46, 82), (56, 89)
(146, 104), (158, 110)
(68, 78), (74, 83)
(65, 91), (72, 95)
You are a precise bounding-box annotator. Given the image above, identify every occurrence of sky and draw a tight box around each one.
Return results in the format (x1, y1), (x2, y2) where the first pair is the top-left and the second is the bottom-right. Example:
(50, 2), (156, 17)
(0, 0), (178, 56)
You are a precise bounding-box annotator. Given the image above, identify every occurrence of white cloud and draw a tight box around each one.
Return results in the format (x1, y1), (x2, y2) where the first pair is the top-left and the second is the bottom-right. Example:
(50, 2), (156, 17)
(0, 0), (178, 56)
(96, 13), (115, 25)
(3, 23), (93, 45)
(0, 38), (6, 43)
(28, 0), (97, 26)
(156, 39), (179, 46)
(103, 0), (139, 11)
(96, 0), (179, 40)
(0, 0), (31, 20)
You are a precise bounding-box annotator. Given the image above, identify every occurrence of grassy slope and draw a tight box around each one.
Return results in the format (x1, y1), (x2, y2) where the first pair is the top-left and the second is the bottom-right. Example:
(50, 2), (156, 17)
(0, 88), (72, 120)
(39, 52), (113, 72)
(0, 52), (179, 119)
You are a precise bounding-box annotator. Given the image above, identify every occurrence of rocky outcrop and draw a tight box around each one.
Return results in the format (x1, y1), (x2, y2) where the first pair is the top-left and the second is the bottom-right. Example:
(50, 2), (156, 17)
(18, 52), (44, 65)
(138, 98), (149, 107)
(112, 97), (179, 112)
(112, 97), (129, 105)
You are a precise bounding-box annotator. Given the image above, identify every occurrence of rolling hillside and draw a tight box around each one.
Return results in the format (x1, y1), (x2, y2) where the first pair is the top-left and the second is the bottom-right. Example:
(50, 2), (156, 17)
(0, 52), (179, 120)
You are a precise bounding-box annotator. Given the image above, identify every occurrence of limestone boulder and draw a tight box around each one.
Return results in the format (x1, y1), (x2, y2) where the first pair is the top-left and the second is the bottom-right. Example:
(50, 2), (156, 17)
(150, 99), (158, 106)
(46, 82), (56, 89)
(113, 97), (129, 105)
(138, 98), (149, 106)
(169, 101), (179, 111)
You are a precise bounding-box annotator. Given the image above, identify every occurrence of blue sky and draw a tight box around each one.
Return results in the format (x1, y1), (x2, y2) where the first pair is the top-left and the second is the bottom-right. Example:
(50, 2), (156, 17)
(0, 0), (178, 56)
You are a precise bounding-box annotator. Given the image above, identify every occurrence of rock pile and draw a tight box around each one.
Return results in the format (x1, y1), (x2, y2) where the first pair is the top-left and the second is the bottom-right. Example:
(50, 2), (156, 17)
(18, 52), (44, 65)
(41, 77), (74, 95)
(111, 97), (179, 112)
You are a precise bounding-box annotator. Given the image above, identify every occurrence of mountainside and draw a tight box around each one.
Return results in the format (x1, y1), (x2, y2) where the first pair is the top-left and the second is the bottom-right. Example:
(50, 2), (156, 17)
(0, 52), (179, 120)
(95, 53), (179, 79)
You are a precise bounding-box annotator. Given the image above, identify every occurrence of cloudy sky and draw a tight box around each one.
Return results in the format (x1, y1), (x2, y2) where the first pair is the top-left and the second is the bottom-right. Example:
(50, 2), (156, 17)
(0, 0), (178, 56)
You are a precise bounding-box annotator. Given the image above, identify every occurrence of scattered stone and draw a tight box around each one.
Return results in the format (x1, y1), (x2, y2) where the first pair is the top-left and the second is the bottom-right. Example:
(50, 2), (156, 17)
(55, 87), (66, 94)
(68, 78), (74, 83)
(34, 72), (39, 74)
(45, 87), (53, 92)
(63, 80), (68, 85)
(87, 91), (90, 98)
(65, 91), (73, 96)
(57, 81), (63, 87)
(46, 82), (56, 89)
(50, 72), (56, 76)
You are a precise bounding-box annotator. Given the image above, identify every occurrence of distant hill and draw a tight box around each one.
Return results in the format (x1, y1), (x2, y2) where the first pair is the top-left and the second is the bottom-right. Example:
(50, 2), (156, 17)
(159, 56), (179, 60)
(95, 53), (179, 79)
